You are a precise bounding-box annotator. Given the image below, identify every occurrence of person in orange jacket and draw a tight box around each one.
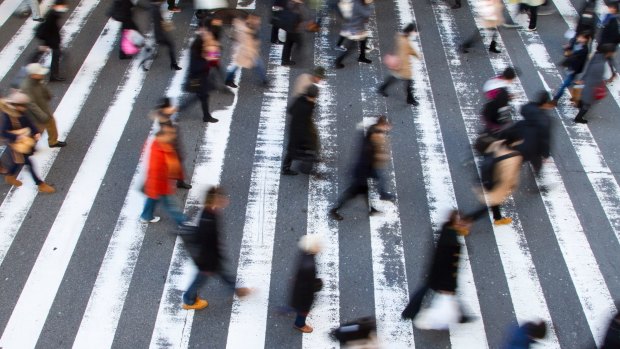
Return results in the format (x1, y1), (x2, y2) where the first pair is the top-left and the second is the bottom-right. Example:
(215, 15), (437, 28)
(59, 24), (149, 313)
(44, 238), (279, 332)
(140, 123), (188, 226)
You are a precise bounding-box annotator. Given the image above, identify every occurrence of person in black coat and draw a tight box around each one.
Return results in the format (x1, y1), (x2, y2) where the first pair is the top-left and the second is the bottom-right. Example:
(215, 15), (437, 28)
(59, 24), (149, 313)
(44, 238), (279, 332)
(402, 210), (471, 321)
(598, 1), (620, 81)
(179, 34), (217, 123)
(554, 32), (590, 103)
(280, 0), (308, 66)
(602, 308), (620, 349)
(110, 0), (140, 59)
(35, 0), (68, 81)
(150, 0), (181, 70)
(181, 187), (251, 310)
(481, 67), (516, 134)
(290, 234), (323, 333)
(271, 0), (288, 44)
(514, 91), (553, 176)
(282, 85), (319, 176)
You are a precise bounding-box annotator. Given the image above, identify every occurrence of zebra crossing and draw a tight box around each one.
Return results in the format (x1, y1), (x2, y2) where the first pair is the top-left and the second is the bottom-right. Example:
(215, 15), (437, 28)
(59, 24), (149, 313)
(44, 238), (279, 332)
(0, 0), (618, 348)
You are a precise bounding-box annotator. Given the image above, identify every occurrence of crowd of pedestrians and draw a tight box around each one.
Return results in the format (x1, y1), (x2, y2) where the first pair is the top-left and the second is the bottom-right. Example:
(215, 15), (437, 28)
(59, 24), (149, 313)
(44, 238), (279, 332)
(2, 0), (620, 346)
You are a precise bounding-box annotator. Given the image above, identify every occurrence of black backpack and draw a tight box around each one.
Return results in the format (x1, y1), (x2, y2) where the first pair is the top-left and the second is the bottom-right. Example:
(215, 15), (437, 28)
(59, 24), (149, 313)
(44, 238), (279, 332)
(480, 152), (519, 190)
(331, 316), (376, 343)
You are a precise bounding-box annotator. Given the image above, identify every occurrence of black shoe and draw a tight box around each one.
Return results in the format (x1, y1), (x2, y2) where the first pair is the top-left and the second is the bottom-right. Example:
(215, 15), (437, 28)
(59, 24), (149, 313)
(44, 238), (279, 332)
(50, 76), (66, 82)
(329, 208), (343, 221)
(119, 54), (131, 60)
(489, 40), (501, 53)
(271, 40), (285, 45)
(380, 192), (395, 202)
(369, 207), (381, 216)
(377, 87), (388, 97)
(574, 117), (588, 124)
(407, 97), (419, 106)
(281, 61), (296, 66)
(282, 168), (298, 176)
(459, 44), (469, 54)
(176, 180), (192, 189)
(203, 116), (219, 123)
(32, 17), (44, 22)
(171, 64), (182, 71)
(451, 3), (462, 8)
(225, 80), (238, 88)
(358, 57), (372, 64)
(49, 141), (67, 148)
(335, 62), (345, 69)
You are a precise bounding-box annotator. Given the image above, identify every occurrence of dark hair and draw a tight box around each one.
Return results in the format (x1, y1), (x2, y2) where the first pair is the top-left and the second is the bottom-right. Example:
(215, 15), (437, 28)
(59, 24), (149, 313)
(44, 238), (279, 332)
(376, 115), (389, 125)
(403, 22), (417, 34)
(606, 0), (619, 10)
(305, 84), (319, 98)
(157, 97), (172, 110)
(598, 43), (617, 54)
(502, 67), (517, 80)
(534, 90), (551, 106)
(54, 0), (67, 5)
(526, 321), (547, 340)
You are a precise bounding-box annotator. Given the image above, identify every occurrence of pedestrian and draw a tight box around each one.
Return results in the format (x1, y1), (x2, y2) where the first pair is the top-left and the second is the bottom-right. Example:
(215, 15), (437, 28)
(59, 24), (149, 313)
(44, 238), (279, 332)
(461, 0), (504, 53)
(333, 0), (353, 51)
(279, 0), (310, 66)
(179, 32), (218, 123)
(465, 130), (523, 226)
(282, 85), (320, 176)
(401, 210), (473, 328)
(563, 0), (596, 50)
(602, 307), (620, 349)
(290, 234), (323, 333)
(149, 0), (182, 71)
(573, 44), (615, 124)
(225, 14), (268, 88)
(34, 0), (69, 81)
(377, 23), (420, 106)
(25, 0), (44, 22)
(181, 186), (251, 310)
(109, 0), (141, 60)
(597, 0), (620, 82)
(513, 91), (552, 176)
(292, 66), (325, 98)
(271, 0), (288, 44)
(149, 98), (192, 189)
(553, 32), (590, 104)
(167, 0), (180, 12)
(518, 0), (544, 31)
(334, 0), (373, 69)
(0, 91), (55, 193)
(140, 123), (189, 226)
(20, 63), (67, 149)
(202, 17), (228, 92)
(329, 116), (394, 221)
(481, 67), (517, 134)
(501, 320), (547, 348)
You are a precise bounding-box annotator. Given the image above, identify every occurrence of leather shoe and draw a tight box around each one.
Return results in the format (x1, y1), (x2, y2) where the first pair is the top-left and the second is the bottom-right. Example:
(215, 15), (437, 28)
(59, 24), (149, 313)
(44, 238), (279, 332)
(203, 116), (219, 123)
(49, 141), (67, 148)
(50, 76), (66, 82)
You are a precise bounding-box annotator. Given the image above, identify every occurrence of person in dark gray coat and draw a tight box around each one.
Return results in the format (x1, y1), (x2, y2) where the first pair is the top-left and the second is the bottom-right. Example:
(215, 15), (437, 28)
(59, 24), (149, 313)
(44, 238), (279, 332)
(289, 234), (323, 333)
(149, 0), (181, 70)
(573, 44), (615, 124)
(282, 85), (320, 176)
(514, 91), (553, 176)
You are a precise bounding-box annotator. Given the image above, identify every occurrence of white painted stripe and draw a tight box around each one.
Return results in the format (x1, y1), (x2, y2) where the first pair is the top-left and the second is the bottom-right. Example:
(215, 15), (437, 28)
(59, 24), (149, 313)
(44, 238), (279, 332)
(392, 0), (489, 347)
(0, 26), (150, 349)
(0, 20), (120, 269)
(428, 1), (561, 347)
(0, 0), (24, 29)
(0, 0), (99, 82)
(357, 7), (414, 349)
(225, 46), (290, 349)
(148, 69), (243, 349)
(302, 8), (340, 349)
(71, 40), (191, 349)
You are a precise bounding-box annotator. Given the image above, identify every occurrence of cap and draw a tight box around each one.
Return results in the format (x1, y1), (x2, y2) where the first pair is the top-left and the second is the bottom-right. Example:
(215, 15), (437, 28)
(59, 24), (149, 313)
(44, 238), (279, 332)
(312, 66), (326, 79)
(298, 234), (323, 254)
(26, 63), (49, 76)
(5, 91), (31, 105)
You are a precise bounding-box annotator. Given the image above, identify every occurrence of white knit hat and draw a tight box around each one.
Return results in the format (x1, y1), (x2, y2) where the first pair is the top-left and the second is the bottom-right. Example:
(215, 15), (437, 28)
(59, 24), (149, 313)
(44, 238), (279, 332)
(26, 63), (49, 76)
(5, 91), (31, 105)
(298, 234), (323, 254)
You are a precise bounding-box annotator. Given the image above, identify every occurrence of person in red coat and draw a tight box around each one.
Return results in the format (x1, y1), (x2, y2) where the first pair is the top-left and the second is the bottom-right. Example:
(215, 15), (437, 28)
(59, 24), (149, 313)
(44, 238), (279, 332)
(140, 124), (188, 225)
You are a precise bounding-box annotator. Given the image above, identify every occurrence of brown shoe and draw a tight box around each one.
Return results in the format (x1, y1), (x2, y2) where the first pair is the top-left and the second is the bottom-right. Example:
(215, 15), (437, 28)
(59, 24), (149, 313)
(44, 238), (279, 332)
(38, 182), (56, 193)
(5, 175), (22, 187)
(235, 287), (252, 298)
(493, 217), (512, 226)
(182, 297), (209, 310)
(294, 324), (313, 333)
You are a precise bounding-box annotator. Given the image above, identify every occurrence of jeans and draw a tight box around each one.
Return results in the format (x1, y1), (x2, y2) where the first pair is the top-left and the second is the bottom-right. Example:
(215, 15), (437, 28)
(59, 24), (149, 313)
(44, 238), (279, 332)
(183, 271), (236, 305)
(371, 168), (390, 198)
(294, 313), (307, 327)
(140, 195), (186, 224)
(553, 72), (575, 100)
(225, 59), (267, 84)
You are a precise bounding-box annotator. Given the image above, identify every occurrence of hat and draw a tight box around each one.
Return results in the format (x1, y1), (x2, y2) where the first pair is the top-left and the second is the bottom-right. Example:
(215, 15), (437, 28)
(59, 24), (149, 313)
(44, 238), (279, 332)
(312, 66), (326, 79)
(5, 91), (31, 105)
(26, 63), (49, 76)
(298, 234), (323, 254)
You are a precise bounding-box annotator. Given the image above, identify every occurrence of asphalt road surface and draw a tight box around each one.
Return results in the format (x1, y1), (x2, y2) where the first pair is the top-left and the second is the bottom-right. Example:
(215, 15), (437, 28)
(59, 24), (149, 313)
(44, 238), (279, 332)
(0, 0), (618, 348)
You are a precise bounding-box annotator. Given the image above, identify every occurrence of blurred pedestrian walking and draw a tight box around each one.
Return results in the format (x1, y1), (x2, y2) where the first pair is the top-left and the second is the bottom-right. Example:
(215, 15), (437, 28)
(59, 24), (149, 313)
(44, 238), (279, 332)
(271, 0), (288, 44)
(0, 91), (55, 193)
(554, 32), (590, 104)
(518, 0), (544, 31)
(108, 0), (141, 60)
(460, 0), (504, 53)
(149, 0), (182, 70)
(573, 44), (615, 124)
(24, 0), (44, 22)
(513, 91), (552, 176)
(290, 234), (323, 333)
(225, 14), (268, 88)
(501, 320), (547, 348)
(481, 67), (516, 134)
(329, 116), (394, 221)
(282, 85), (320, 176)
(278, 0), (310, 66)
(140, 124), (189, 225)
(20, 63), (67, 148)
(598, 0), (620, 82)
(181, 187), (251, 310)
(34, 0), (69, 81)
(292, 66), (325, 98)
(377, 23), (420, 106)
(402, 210), (473, 329)
(334, 0), (373, 69)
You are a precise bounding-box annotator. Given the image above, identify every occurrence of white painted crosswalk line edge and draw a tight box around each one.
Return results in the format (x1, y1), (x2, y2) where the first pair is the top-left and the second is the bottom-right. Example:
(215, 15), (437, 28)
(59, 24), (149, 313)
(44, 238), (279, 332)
(72, 40), (192, 349)
(358, 8), (413, 349)
(394, 0), (489, 347)
(302, 9), (340, 349)
(0, 29), (150, 349)
(225, 46), (290, 349)
(0, 0), (25, 29)
(428, 2), (561, 347)
(0, 20), (120, 269)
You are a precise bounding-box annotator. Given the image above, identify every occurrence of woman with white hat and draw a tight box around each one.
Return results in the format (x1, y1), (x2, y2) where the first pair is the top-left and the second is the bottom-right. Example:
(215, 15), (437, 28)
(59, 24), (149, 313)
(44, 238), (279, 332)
(289, 234), (323, 333)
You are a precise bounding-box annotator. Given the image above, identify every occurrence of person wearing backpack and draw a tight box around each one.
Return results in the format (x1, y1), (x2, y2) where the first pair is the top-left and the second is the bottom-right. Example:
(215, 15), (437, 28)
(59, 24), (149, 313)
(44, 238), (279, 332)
(514, 91), (553, 176)
(181, 187), (251, 310)
(35, 0), (69, 82)
(466, 130), (523, 226)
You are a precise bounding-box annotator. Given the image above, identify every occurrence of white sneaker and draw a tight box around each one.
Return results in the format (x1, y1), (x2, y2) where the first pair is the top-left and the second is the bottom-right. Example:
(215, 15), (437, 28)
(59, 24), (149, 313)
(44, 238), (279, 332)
(141, 216), (161, 223)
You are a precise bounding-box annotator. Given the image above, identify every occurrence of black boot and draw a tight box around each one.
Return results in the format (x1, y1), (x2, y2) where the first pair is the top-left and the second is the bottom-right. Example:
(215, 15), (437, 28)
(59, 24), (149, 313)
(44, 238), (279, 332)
(177, 180), (192, 189)
(358, 55), (372, 64)
(329, 208), (343, 221)
(407, 95), (419, 106)
(489, 40), (501, 53)
(377, 84), (388, 97)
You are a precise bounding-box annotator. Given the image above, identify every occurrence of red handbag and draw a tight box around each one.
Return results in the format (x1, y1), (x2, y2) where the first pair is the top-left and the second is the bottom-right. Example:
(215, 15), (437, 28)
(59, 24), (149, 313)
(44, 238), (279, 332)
(594, 83), (607, 101)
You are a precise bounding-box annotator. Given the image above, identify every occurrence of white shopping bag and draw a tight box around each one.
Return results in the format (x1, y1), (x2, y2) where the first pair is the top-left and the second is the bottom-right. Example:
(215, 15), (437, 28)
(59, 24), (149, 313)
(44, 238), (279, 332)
(413, 292), (460, 330)
(194, 0), (228, 10)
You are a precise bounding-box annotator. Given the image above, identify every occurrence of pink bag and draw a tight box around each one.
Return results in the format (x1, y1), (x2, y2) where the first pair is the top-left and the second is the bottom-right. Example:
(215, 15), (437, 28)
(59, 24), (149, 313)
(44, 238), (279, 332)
(121, 29), (140, 55)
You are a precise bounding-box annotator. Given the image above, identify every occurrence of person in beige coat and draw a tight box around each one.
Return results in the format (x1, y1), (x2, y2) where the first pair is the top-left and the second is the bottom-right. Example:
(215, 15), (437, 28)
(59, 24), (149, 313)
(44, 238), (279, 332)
(224, 14), (268, 88)
(466, 131), (523, 226)
(460, 0), (504, 53)
(377, 23), (420, 106)
(20, 63), (66, 148)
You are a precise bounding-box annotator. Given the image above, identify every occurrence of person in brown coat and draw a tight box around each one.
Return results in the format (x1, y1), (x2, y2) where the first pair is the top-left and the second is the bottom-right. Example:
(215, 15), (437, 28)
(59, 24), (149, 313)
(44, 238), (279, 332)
(224, 14), (267, 88)
(377, 23), (420, 106)
(20, 63), (67, 148)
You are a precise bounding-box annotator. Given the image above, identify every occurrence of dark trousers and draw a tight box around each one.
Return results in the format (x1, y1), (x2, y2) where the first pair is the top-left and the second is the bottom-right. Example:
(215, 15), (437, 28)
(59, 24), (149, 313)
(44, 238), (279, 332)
(333, 181), (371, 211)
(8, 154), (43, 185)
(50, 48), (61, 78)
(180, 91), (211, 120)
(402, 285), (430, 319)
(463, 28), (498, 49)
(467, 204), (502, 221)
(575, 103), (590, 121)
(335, 38), (368, 64)
(167, 0), (176, 9)
(379, 75), (415, 102)
(520, 4), (539, 29)
(183, 271), (236, 305)
(157, 38), (178, 66)
(282, 32), (301, 64)
(294, 313), (308, 327)
(271, 25), (282, 43)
